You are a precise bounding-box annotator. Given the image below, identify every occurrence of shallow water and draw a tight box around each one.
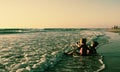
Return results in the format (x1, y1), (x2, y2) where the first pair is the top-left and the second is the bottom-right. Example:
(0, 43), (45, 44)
(98, 32), (120, 72)
(0, 29), (108, 72)
(45, 55), (104, 72)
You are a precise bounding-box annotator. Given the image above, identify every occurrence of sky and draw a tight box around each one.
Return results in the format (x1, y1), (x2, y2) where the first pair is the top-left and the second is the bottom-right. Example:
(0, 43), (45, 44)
(0, 0), (120, 28)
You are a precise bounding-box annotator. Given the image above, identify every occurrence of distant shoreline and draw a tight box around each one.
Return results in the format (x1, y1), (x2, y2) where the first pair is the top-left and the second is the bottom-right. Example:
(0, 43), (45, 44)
(107, 28), (120, 33)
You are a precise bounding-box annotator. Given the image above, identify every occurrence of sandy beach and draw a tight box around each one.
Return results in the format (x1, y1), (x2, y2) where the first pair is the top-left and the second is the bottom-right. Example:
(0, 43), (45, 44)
(98, 32), (120, 72)
(107, 28), (120, 33)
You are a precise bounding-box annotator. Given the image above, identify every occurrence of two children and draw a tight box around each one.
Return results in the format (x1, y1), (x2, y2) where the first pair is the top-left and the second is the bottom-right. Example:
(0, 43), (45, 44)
(76, 38), (99, 56)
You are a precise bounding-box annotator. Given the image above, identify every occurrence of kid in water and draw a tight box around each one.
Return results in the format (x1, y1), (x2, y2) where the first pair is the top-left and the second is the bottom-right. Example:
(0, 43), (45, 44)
(65, 38), (99, 56)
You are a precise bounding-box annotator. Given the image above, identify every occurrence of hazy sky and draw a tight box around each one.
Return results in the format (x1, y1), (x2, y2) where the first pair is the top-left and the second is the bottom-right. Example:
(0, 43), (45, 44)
(0, 0), (120, 28)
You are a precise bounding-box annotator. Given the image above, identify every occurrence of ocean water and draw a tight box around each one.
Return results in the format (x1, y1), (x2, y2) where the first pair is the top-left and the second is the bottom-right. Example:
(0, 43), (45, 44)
(98, 32), (120, 72)
(0, 28), (109, 72)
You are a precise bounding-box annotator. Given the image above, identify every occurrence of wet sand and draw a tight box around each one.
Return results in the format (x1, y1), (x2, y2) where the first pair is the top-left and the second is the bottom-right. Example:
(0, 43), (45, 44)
(98, 32), (120, 72)
(107, 28), (120, 33)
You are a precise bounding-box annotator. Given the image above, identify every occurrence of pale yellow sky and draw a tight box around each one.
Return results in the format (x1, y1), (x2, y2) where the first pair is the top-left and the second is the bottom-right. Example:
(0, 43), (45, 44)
(0, 0), (120, 28)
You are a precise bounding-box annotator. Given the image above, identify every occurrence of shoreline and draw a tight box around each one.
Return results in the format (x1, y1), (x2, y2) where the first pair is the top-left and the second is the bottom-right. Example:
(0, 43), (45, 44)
(107, 28), (120, 33)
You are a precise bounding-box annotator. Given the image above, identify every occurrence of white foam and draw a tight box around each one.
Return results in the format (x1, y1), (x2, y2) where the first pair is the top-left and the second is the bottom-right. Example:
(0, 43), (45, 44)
(0, 29), (107, 72)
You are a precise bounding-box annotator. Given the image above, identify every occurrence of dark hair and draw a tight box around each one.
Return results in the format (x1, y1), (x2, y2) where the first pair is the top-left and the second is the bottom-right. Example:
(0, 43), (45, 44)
(93, 41), (99, 47)
(81, 38), (87, 43)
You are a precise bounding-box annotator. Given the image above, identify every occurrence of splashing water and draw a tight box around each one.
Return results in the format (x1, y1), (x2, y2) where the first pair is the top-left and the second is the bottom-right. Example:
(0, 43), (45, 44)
(0, 29), (108, 72)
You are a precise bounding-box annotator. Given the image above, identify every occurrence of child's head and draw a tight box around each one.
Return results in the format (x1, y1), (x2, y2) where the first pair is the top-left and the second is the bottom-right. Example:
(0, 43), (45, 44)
(79, 38), (87, 44)
(91, 41), (99, 47)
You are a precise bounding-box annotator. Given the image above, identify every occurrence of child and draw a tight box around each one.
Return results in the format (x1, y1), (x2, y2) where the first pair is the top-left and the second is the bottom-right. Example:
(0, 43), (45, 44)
(89, 41), (99, 55)
(78, 38), (89, 56)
